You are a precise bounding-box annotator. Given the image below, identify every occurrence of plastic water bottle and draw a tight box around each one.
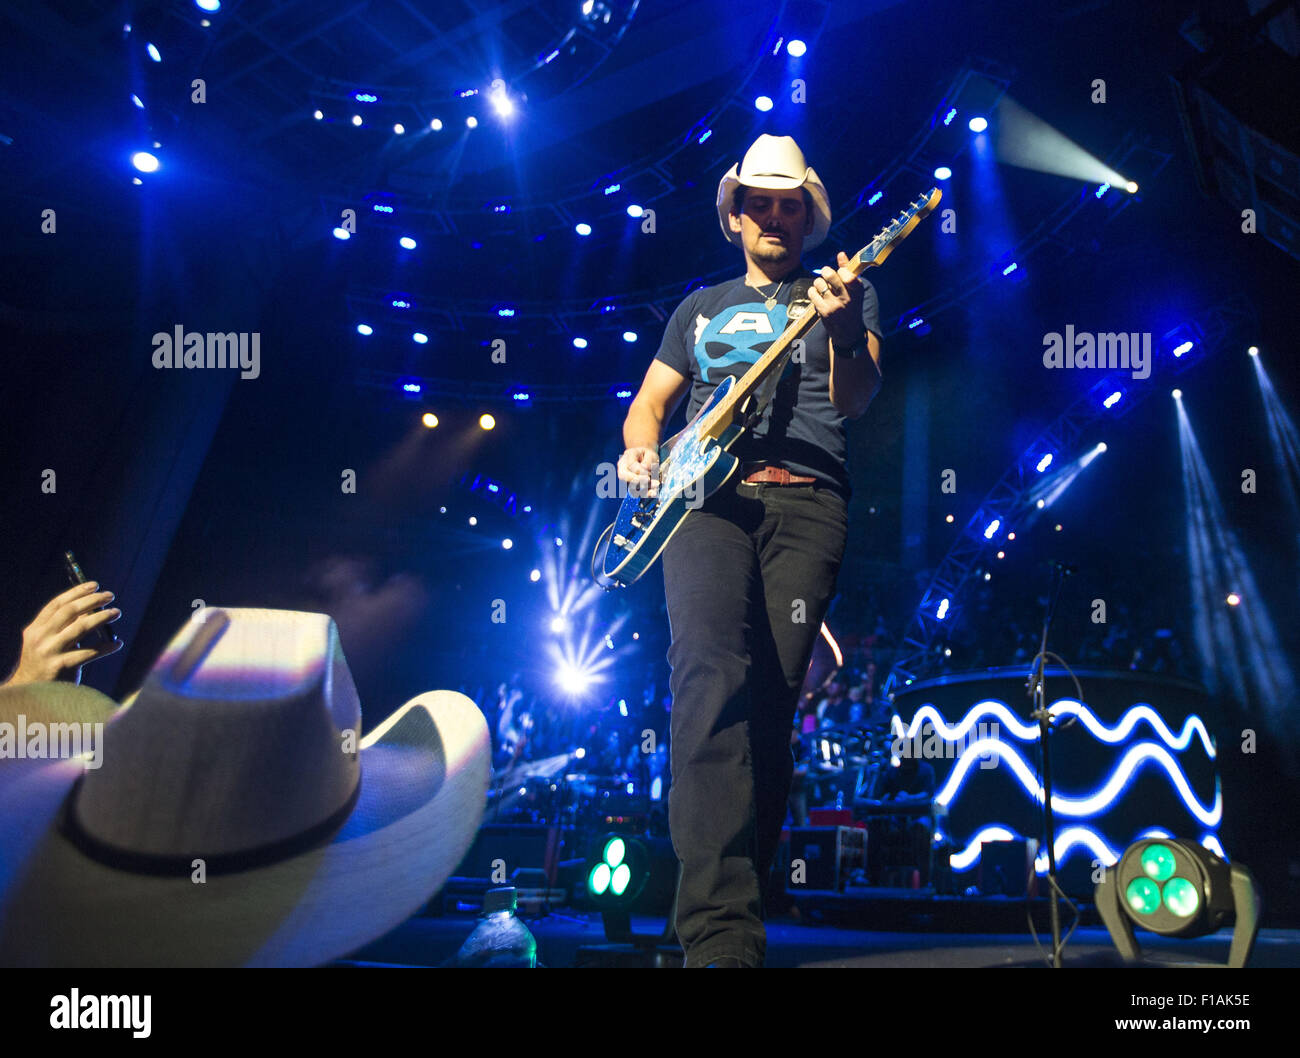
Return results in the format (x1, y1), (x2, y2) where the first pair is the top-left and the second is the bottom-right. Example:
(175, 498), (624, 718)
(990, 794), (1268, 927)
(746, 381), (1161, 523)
(452, 887), (538, 967)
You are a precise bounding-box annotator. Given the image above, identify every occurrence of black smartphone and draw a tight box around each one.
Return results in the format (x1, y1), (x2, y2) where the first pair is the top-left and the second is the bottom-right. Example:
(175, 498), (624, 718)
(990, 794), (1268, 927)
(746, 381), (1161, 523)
(61, 550), (119, 648)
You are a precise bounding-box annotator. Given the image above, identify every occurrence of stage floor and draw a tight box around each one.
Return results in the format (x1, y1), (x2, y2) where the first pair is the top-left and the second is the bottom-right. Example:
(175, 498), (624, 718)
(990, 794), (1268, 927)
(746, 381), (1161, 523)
(340, 911), (1300, 968)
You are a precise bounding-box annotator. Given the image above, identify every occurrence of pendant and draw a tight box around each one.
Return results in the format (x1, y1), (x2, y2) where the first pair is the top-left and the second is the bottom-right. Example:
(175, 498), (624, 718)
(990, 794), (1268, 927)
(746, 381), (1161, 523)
(765, 297), (776, 310)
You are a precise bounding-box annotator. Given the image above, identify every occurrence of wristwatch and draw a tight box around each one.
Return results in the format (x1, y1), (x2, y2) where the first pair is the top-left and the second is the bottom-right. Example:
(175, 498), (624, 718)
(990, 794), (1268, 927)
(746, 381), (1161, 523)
(834, 331), (870, 359)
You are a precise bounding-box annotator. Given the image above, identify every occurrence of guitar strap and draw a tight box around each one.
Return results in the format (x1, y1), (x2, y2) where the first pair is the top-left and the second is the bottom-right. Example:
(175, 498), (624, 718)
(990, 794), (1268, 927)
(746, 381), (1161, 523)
(743, 275), (815, 431)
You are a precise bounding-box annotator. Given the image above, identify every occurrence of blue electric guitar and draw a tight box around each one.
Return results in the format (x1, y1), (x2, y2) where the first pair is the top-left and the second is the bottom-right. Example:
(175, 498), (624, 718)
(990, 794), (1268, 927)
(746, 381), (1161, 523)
(593, 187), (942, 588)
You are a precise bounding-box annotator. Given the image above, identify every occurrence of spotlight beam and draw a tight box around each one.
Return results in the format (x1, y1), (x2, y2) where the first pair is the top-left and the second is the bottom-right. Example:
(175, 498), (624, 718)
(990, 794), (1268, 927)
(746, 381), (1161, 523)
(993, 96), (1137, 190)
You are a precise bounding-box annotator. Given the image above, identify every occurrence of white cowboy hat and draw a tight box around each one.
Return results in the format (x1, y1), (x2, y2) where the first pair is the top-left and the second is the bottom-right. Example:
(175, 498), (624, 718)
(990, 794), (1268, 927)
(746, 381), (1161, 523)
(0, 607), (489, 967)
(716, 133), (832, 250)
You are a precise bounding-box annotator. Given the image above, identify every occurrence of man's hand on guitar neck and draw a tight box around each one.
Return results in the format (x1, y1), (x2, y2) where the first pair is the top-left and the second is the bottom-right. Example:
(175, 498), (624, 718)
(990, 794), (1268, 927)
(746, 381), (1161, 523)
(618, 446), (660, 499)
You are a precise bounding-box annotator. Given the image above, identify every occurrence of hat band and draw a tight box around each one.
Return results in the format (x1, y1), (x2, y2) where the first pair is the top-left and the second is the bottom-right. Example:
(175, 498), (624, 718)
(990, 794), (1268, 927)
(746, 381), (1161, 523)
(58, 775), (362, 878)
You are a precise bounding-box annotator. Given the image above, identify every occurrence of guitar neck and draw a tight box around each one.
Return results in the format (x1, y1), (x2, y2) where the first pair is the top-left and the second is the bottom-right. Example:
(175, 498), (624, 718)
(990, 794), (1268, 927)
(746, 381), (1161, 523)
(695, 186), (941, 442)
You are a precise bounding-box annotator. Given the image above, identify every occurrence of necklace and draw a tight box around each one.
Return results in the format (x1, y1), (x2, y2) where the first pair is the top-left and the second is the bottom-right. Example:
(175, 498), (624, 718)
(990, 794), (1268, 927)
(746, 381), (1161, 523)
(746, 278), (783, 310)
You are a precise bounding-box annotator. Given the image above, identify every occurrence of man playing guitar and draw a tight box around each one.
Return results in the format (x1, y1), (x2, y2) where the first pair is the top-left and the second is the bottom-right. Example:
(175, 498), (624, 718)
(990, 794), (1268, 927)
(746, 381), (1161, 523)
(616, 134), (884, 968)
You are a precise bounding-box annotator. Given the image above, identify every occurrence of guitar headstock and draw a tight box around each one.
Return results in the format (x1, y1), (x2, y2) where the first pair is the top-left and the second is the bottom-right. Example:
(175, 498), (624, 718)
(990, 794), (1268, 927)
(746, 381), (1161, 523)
(847, 187), (942, 273)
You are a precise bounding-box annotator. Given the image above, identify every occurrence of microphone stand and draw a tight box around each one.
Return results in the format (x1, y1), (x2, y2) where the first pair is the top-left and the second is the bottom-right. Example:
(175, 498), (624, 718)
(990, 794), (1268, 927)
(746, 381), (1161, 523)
(1027, 561), (1071, 967)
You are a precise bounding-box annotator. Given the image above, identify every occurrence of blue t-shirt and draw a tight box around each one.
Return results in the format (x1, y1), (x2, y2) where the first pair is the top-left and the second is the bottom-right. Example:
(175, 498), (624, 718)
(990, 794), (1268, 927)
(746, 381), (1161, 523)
(653, 267), (882, 499)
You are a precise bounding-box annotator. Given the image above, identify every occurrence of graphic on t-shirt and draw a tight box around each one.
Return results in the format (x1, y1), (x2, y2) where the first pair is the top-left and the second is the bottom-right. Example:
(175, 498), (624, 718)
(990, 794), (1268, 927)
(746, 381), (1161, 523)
(692, 301), (788, 383)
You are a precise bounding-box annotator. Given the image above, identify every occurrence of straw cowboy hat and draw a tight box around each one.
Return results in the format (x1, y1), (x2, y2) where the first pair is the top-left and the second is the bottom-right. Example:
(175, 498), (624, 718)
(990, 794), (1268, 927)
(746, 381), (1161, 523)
(0, 607), (490, 967)
(716, 133), (833, 250)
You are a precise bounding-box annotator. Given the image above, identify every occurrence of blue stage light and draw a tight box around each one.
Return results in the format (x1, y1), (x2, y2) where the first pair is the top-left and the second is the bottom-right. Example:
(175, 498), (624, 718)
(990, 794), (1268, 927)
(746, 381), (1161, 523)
(1173, 340), (1194, 357)
(937, 598), (950, 620)
(868, 190), (883, 205)
(984, 518), (1001, 539)
(373, 204), (393, 213)
(430, 118), (443, 131)
(354, 92), (378, 103)
(391, 299), (410, 308)
(393, 123), (405, 135)
(907, 317), (925, 329)
(195, 0), (221, 11)
(622, 331), (637, 343)
(513, 391), (530, 401)
(131, 151), (159, 173)
(1096, 183), (1111, 198)
(787, 39), (806, 57)
(698, 129), (712, 143)
(466, 116), (478, 129)
(356, 324), (373, 335)
(755, 96), (773, 111)
(530, 569), (541, 582)
(402, 382), (421, 394)
(968, 116), (988, 132)
(131, 94), (144, 109)
(413, 332), (428, 344)
(313, 109), (323, 120)
(575, 222), (592, 236)
(1103, 390), (1123, 409)
(497, 307), (515, 317)
(943, 108), (957, 126)
(604, 183), (621, 195)
(502, 538), (513, 549)
(399, 236), (417, 249)
(627, 204), (644, 218)
(146, 43), (161, 62)
(1037, 453), (1054, 472)
(934, 166), (952, 180)
(615, 390), (632, 399)
(1002, 262), (1018, 275)
(573, 337), (588, 349)
(351, 115), (362, 126)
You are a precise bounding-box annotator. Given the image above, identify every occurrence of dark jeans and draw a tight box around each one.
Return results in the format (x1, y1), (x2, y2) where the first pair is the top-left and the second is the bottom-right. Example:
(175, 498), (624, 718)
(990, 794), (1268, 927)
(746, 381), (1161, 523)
(662, 477), (847, 967)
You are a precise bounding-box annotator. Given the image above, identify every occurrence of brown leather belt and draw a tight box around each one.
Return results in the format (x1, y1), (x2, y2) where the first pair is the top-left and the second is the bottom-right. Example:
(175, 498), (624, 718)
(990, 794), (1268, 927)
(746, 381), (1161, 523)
(741, 464), (817, 485)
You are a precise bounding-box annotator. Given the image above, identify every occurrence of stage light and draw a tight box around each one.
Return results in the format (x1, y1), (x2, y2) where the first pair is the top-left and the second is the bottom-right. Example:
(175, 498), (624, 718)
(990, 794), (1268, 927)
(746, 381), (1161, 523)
(1126, 181), (1139, 193)
(313, 109), (323, 120)
(1095, 837), (1261, 967)
(480, 414), (496, 430)
(195, 0), (221, 11)
(604, 183), (621, 195)
(131, 151), (159, 173)
(350, 114), (362, 126)
(1173, 340), (1194, 358)
(393, 123), (405, 134)
(627, 204), (644, 218)
(354, 92), (378, 103)
(868, 190), (883, 205)
(1007, 532), (1016, 540)
(200, 19), (211, 27)
(422, 412), (438, 429)
(622, 331), (637, 343)
(1103, 390), (1122, 409)
(502, 539), (513, 550)
(936, 598), (950, 620)
(556, 660), (600, 697)
(489, 83), (514, 118)
(549, 615), (567, 634)
(787, 39), (807, 57)
(523, 505), (531, 512)
(1172, 388), (1182, 400)
(132, 177), (142, 185)
(356, 324), (373, 335)
(412, 332), (428, 344)
(1036, 453), (1054, 472)
(555, 537), (563, 547)
(513, 391), (530, 401)
(1095, 183), (1111, 198)
(431, 118), (443, 131)
(575, 222), (592, 236)
(983, 518), (1001, 539)
(755, 95), (773, 111)
(615, 389), (632, 399)
(1002, 262), (1019, 276)
(146, 43), (161, 62)
(572, 337), (588, 349)
(497, 307), (515, 317)
(530, 569), (541, 582)
(399, 236), (417, 249)
(131, 94), (144, 109)
(968, 116), (988, 132)
(1054, 524), (1062, 532)
(392, 298), (411, 308)
(934, 166), (952, 180)
(983, 572), (992, 581)
(1248, 345), (1259, 356)
(945, 514), (954, 523)
(943, 108), (957, 126)
(1036, 499), (1046, 508)
(468, 516), (477, 526)
(908, 317), (925, 329)
(1226, 592), (1241, 606)
(466, 116), (478, 128)
(997, 551), (1005, 559)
